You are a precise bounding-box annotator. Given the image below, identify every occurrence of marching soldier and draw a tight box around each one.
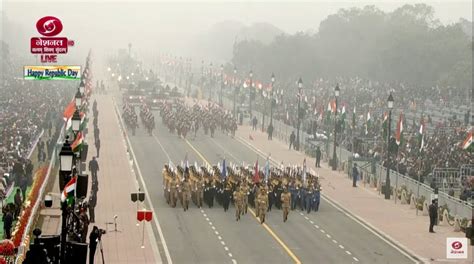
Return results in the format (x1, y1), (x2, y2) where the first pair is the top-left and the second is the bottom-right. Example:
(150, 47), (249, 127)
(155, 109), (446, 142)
(257, 187), (268, 224)
(281, 188), (291, 222)
(223, 181), (232, 212)
(233, 187), (243, 221)
(182, 177), (191, 211)
(240, 179), (250, 214)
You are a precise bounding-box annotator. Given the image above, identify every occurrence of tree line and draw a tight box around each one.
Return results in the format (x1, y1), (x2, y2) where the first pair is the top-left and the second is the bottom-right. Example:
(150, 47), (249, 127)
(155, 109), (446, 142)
(231, 4), (472, 92)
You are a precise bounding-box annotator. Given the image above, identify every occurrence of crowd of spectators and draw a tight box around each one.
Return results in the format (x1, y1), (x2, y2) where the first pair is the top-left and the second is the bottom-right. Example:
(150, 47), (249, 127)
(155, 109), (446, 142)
(235, 76), (472, 189)
(0, 65), (75, 185)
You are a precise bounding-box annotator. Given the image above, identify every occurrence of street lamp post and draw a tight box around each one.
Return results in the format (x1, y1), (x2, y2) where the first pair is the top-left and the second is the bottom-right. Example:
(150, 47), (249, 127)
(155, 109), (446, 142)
(270, 73), (275, 127)
(220, 64), (224, 106)
(59, 140), (74, 263)
(209, 63), (213, 101)
(75, 88), (82, 109)
(385, 92), (394, 199)
(332, 84), (340, 170)
(249, 70), (253, 118)
(233, 67), (237, 117)
(296, 78), (303, 151)
(261, 88), (266, 132)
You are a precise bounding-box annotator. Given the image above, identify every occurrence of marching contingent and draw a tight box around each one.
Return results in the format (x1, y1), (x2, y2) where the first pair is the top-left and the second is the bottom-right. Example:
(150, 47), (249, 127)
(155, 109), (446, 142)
(160, 100), (238, 139)
(162, 161), (322, 223)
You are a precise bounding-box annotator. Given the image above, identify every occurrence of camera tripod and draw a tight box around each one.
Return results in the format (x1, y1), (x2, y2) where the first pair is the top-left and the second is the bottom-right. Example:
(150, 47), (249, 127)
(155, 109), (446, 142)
(105, 216), (121, 233)
(98, 237), (105, 264)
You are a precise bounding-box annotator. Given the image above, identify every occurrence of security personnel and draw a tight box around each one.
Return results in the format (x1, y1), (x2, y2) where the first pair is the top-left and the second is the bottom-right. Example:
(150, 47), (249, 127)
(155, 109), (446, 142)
(233, 187), (243, 221)
(281, 188), (291, 222)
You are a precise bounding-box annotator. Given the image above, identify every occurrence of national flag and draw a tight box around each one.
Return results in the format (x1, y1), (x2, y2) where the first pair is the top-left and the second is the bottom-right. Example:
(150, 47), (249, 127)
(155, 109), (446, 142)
(326, 102), (332, 123)
(253, 159), (260, 183)
(340, 105), (346, 131)
(365, 112), (371, 135)
(382, 112), (388, 139)
(79, 112), (88, 131)
(395, 113), (404, 145)
(330, 100), (336, 113)
(461, 130), (472, 150)
(352, 107), (356, 129)
(63, 100), (76, 121)
(221, 158), (227, 179)
(418, 119), (425, 152)
(264, 156), (270, 183)
(61, 176), (77, 206)
(302, 158), (307, 186)
(71, 132), (83, 153)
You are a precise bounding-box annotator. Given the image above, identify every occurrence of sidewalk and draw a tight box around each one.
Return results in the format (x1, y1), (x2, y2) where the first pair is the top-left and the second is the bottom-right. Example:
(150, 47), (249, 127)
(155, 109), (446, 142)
(236, 124), (472, 264)
(84, 94), (158, 263)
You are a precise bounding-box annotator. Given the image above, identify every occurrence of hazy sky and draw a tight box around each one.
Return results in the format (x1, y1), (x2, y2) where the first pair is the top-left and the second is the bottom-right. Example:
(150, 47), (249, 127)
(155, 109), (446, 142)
(1, 0), (472, 73)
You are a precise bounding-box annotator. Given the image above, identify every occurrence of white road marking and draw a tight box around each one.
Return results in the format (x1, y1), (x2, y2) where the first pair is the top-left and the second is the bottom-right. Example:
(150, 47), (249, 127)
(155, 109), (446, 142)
(201, 210), (204, 213)
(339, 245), (345, 249)
(215, 231), (219, 235)
(345, 251), (352, 255)
(224, 246), (229, 251)
(203, 213), (207, 217)
(209, 222), (213, 225)
(309, 220), (314, 224)
(326, 234), (331, 238)
(304, 216), (309, 220)
(332, 239), (337, 244)
(232, 259), (237, 264)
(206, 217), (210, 221)
(218, 236), (222, 240)
(314, 225), (319, 229)
(353, 257), (359, 262)
(221, 241), (226, 246)
(211, 226), (216, 230)
(320, 229), (325, 233)
(228, 253), (233, 257)
(235, 136), (420, 264)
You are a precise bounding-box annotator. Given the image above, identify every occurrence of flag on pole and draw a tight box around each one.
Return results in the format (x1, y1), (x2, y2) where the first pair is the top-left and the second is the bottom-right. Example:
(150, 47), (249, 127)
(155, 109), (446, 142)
(221, 158), (227, 179)
(326, 101), (332, 123)
(253, 159), (260, 183)
(63, 100), (76, 121)
(79, 112), (88, 131)
(365, 112), (371, 135)
(352, 107), (356, 129)
(461, 130), (472, 150)
(340, 105), (346, 131)
(264, 156), (270, 183)
(382, 112), (388, 139)
(418, 119), (425, 152)
(395, 113), (404, 145)
(302, 158), (307, 186)
(61, 176), (77, 206)
(71, 132), (83, 153)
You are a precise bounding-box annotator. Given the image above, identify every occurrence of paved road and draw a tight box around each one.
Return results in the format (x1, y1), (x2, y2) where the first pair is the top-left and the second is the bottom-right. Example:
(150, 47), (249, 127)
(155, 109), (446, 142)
(119, 98), (415, 264)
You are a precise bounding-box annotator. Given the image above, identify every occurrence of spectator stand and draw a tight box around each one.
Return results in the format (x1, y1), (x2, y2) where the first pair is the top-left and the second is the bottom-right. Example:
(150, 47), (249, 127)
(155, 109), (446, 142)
(0, 129), (43, 238)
